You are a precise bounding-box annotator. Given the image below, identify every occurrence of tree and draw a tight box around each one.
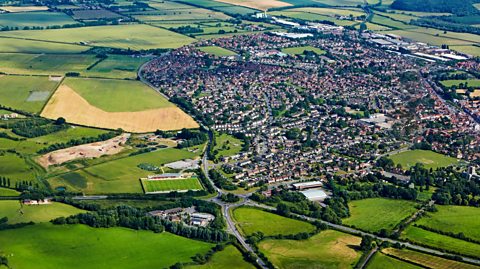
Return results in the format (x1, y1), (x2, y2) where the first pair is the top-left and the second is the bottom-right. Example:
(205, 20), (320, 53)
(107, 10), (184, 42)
(276, 203), (290, 216)
(55, 117), (66, 125)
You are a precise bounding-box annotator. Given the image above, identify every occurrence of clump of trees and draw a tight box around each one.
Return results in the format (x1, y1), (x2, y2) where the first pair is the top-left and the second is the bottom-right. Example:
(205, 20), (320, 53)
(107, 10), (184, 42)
(0, 117), (68, 138)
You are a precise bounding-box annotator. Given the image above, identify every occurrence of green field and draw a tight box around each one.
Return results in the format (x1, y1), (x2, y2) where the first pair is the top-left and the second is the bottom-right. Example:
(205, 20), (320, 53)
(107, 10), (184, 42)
(84, 55), (152, 79)
(450, 45), (480, 57)
(213, 133), (243, 158)
(0, 53), (97, 75)
(258, 230), (362, 269)
(142, 177), (203, 193)
(0, 37), (88, 53)
(382, 247), (479, 269)
(49, 148), (197, 193)
(281, 45), (326, 55)
(367, 252), (422, 269)
(343, 198), (418, 233)
(414, 205), (480, 241)
(0, 187), (20, 196)
(64, 77), (173, 112)
(0, 200), (84, 224)
(402, 226), (480, 258)
(389, 150), (459, 170)
(198, 46), (236, 56)
(440, 79), (480, 88)
(0, 152), (37, 183)
(0, 11), (77, 28)
(0, 24), (195, 50)
(187, 245), (255, 269)
(232, 207), (316, 236)
(0, 75), (59, 113)
(0, 223), (213, 269)
(270, 10), (359, 26)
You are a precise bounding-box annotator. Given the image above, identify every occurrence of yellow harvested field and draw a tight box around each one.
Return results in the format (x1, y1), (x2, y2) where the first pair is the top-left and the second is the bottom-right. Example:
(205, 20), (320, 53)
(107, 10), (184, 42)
(0, 6), (49, 12)
(214, 0), (291, 10)
(41, 85), (199, 133)
(471, 90), (480, 97)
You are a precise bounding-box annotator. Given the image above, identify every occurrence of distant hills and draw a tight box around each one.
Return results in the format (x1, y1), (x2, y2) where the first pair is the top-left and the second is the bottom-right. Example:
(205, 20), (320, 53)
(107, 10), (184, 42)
(391, 0), (480, 15)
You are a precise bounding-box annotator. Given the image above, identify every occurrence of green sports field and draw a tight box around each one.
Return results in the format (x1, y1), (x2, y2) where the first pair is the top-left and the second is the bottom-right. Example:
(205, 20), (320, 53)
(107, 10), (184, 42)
(281, 45), (326, 55)
(343, 198), (418, 233)
(0, 53), (97, 75)
(0, 223), (213, 269)
(414, 205), (480, 242)
(402, 226), (480, 258)
(187, 245), (255, 269)
(142, 177), (203, 193)
(0, 75), (59, 113)
(258, 230), (362, 269)
(388, 150), (459, 170)
(64, 77), (173, 112)
(48, 148), (197, 194)
(232, 207), (316, 236)
(367, 252), (422, 269)
(198, 46), (236, 56)
(0, 24), (195, 50)
(0, 11), (77, 28)
(0, 200), (84, 224)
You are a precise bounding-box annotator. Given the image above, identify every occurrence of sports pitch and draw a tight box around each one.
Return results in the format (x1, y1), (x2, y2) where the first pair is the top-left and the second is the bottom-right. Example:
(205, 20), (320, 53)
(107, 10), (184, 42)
(142, 177), (204, 193)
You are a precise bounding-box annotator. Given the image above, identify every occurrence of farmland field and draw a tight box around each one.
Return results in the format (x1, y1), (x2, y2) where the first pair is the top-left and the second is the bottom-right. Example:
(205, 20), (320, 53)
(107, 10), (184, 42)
(41, 80), (198, 132)
(213, 0), (291, 10)
(382, 248), (479, 269)
(133, 8), (230, 22)
(0, 24), (195, 50)
(198, 46), (237, 56)
(232, 207), (316, 236)
(0, 37), (88, 53)
(0, 12), (77, 28)
(269, 10), (359, 26)
(258, 230), (362, 269)
(0, 153), (37, 183)
(0, 53), (97, 75)
(402, 226), (480, 258)
(186, 245), (255, 269)
(0, 200), (84, 224)
(83, 55), (152, 79)
(281, 45), (326, 55)
(0, 75), (59, 113)
(142, 177), (204, 193)
(48, 148), (197, 193)
(414, 205), (480, 241)
(0, 6), (49, 12)
(367, 252), (422, 269)
(0, 223), (213, 269)
(388, 150), (459, 169)
(450, 45), (480, 57)
(343, 198), (418, 233)
(291, 7), (365, 17)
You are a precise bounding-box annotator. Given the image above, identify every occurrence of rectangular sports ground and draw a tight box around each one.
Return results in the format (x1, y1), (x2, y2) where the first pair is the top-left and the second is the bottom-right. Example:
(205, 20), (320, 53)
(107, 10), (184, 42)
(141, 177), (204, 193)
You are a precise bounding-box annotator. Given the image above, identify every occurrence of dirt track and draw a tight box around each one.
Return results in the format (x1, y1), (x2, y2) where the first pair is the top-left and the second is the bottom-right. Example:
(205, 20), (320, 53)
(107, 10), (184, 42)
(37, 133), (130, 168)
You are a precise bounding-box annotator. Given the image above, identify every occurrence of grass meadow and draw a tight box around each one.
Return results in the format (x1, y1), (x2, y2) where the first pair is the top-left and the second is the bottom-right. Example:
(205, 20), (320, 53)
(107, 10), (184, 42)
(414, 205), (480, 241)
(0, 75), (59, 113)
(0, 152), (38, 184)
(0, 187), (20, 197)
(213, 133), (243, 157)
(198, 46), (236, 56)
(64, 77), (173, 112)
(343, 198), (418, 233)
(48, 148), (197, 194)
(1, 24), (195, 50)
(367, 252), (422, 269)
(281, 45), (326, 55)
(186, 245), (255, 269)
(0, 37), (88, 53)
(0, 11), (76, 28)
(402, 226), (480, 258)
(389, 150), (459, 170)
(0, 223), (213, 269)
(0, 200), (84, 224)
(258, 230), (362, 269)
(232, 207), (316, 236)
